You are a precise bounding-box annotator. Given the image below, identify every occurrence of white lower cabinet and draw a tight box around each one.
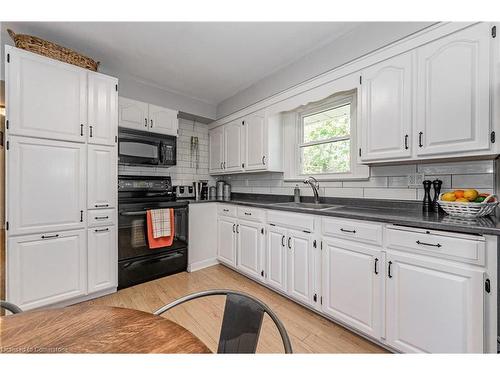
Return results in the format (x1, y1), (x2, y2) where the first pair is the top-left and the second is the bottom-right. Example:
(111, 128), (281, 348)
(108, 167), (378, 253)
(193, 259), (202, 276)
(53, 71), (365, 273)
(385, 251), (485, 353)
(7, 229), (87, 310)
(321, 237), (383, 339)
(217, 216), (237, 266)
(287, 229), (314, 306)
(266, 225), (288, 293)
(237, 220), (264, 280)
(88, 226), (117, 293)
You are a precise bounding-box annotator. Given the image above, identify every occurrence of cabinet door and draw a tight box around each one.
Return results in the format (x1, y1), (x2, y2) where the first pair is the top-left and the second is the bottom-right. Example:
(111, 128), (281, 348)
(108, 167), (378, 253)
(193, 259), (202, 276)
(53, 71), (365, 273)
(118, 97), (149, 131)
(88, 226), (117, 293)
(7, 136), (86, 235)
(266, 225), (287, 293)
(245, 114), (267, 171)
(361, 52), (413, 161)
(88, 145), (117, 209)
(217, 217), (237, 266)
(209, 126), (224, 173)
(416, 23), (491, 156)
(287, 229), (313, 306)
(7, 229), (87, 310)
(386, 252), (484, 353)
(148, 104), (179, 136)
(321, 238), (383, 339)
(6, 46), (87, 143)
(88, 72), (118, 146)
(237, 220), (264, 280)
(224, 121), (243, 172)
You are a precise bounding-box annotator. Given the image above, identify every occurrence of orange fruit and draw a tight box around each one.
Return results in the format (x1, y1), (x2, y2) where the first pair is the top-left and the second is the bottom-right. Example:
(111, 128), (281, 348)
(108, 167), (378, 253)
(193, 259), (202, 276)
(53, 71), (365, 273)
(456, 198), (469, 203)
(442, 192), (456, 201)
(454, 190), (465, 199)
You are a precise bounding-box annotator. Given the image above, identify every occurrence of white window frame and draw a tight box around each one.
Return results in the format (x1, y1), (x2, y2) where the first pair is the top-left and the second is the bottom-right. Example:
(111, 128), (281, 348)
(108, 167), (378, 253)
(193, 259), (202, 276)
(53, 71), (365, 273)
(284, 89), (369, 181)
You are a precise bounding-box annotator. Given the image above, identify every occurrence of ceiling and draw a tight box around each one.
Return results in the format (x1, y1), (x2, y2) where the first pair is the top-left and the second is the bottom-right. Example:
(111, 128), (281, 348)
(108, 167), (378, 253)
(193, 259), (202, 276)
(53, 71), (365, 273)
(1, 22), (360, 105)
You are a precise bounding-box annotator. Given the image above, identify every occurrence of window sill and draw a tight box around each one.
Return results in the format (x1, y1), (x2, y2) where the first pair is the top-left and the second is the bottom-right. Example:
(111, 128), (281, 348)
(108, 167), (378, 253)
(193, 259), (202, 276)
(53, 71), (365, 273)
(284, 169), (370, 182)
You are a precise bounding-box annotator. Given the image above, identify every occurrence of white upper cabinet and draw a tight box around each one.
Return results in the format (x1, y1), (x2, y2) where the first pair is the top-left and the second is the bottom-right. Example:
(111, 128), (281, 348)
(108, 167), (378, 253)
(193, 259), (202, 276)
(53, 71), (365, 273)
(209, 126), (225, 173)
(415, 23), (491, 157)
(321, 237), (383, 339)
(224, 121), (244, 172)
(118, 97), (149, 131)
(7, 136), (86, 236)
(118, 97), (178, 136)
(385, 251), (484, 353)
(7, 229), (87, 310)
(361, 52), (414, 161)
(6, 46), (87, 143)
(244, 114), (266, 170)
(88, 72), (118, 146)
(88, 226), (117, 294)
(88, 145), (117, 209)
(148, 104), (179, 136)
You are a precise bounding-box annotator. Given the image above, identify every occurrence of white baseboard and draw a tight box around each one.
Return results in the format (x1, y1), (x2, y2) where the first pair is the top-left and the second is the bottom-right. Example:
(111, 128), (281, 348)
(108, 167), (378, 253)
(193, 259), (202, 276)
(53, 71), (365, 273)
(187, 258), (219, 273)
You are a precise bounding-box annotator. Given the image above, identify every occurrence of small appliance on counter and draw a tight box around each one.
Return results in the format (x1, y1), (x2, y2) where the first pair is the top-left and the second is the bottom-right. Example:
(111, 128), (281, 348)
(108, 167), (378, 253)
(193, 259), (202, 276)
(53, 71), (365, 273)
(216, 180), (226, 200)
(174, 185), (195, 199)
(193, 180), (208, 201)
(223, 183), (231, 201)
(209, 186), (217, 200)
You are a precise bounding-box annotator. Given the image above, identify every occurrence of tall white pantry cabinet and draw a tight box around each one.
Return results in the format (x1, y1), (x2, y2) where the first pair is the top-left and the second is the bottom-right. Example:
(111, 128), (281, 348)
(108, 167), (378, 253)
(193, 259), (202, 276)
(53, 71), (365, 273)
(4, 46), (118, 311)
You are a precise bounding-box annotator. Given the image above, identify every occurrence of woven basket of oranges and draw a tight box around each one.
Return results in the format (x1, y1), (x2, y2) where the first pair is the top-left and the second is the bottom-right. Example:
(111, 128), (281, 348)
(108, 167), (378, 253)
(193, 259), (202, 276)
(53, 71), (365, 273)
(438, 189), (498, 219)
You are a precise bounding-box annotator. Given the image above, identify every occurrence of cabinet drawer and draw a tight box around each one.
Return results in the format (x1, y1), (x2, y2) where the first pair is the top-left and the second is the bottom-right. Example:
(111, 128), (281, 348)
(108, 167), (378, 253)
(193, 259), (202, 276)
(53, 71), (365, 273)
(217, 204), (237, 217)
(385, 226), (485, 266)
(237, 206), (265, 222)
(88, 208), (116, 228)
(322, 217), (382, 246)
(267, 210), (314, 232)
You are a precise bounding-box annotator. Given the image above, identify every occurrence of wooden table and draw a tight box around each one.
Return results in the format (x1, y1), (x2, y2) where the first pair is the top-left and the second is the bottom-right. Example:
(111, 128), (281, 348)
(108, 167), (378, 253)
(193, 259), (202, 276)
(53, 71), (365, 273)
(0, 304), (211, 353)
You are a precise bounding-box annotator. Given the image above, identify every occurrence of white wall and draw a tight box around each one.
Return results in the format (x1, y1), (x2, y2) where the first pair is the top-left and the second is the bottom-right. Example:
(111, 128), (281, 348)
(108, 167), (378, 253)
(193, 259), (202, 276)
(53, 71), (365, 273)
(217, 160), (495, 201)
(216, 22), (435, 119)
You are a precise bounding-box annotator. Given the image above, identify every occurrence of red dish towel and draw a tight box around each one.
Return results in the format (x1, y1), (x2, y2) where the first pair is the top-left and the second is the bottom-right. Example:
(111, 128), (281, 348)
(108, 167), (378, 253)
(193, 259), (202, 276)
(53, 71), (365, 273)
(146, 208), (174, 249)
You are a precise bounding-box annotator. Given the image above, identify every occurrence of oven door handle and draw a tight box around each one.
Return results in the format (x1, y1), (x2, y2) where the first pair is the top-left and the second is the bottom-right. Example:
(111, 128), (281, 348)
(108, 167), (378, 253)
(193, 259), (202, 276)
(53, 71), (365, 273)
(120, 210), (148, 216)
(122, 251), (185, 270)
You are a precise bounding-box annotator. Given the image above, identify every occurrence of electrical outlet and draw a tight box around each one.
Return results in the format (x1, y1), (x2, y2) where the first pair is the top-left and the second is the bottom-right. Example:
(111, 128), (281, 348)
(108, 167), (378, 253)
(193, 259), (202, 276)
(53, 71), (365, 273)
(407, 173), (425, 188)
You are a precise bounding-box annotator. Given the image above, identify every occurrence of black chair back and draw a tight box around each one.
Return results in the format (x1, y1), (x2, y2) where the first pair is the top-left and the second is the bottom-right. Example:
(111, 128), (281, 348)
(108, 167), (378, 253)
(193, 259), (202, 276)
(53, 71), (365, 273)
(154, 289), (292, 354)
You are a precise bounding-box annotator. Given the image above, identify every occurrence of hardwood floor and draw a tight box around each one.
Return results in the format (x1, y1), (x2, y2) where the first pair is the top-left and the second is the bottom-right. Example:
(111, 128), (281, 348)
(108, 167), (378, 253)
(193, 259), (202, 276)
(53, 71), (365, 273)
(80, 264), (387, 353)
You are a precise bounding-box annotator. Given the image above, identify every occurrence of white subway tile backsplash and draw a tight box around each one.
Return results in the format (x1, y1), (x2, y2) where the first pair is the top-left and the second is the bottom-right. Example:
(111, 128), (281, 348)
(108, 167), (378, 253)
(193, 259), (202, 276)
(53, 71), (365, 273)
(418, 160), (494, 175)
(323, 187), (363, 198)
(370, 164), (417, 177)
(364, 188), (416, 200)
(343, 176), (387, 188)
(452, 174), (494, 189)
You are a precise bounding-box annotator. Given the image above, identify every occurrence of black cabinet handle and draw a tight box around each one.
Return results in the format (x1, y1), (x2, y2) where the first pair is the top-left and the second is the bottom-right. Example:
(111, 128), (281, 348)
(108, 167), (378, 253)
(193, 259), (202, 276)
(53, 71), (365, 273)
(223, 209), (229, 212)
(145, 118), (148, 127)
(313, 294), (317, 302)
(287, 237), (292, 250)
(262, 155), (266, 165)
(95, 204), (109, 208)
(232, 224), (236, 233)
(374, 258), (379, 275)
(418, 131), (423, 147)
(388, 261), (393, 278)
(80, 210), (83, 222)
(236, 224), (239, 233)
(95, 216), (109, 220)
(261, 270), (264, 277)
(340, 228), (356, 234)
(41, 234), (59, 239)
(150, 119), (153, 128)
(416, 240), (442, 248)
(404, 134), (409, 150)
(281, 235), (285, 247)
(89, 126), (93, 138)
(244, 212), (251, 216)
(80, 124), (84, 136)
(94, 228), (109, 233)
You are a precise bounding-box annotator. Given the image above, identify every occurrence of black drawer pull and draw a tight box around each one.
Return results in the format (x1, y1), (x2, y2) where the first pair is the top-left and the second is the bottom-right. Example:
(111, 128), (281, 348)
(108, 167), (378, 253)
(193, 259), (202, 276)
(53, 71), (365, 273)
(94, 228), (109, 233)
(236, 224), (239, 234)
(404, 134), (409, 150)
(89, 125), (93, 137)
(95, 204), (109, 208)
(95, 216), (109, 220)
(340, 228), (356, 234)
(388, 261), (393, 278)
(80, 124), (84, 136)
(244, 212), (251, 215)
(41, 234), (59, 239)
(223, 209), (229, 212)
(418, 131), (423, 147)
(416, 240), (442, 248)
(287, 237), (292, 250)
(374, 258), (379, 275)
(281, 235), (285, 247)
(232, 224), (236, 233)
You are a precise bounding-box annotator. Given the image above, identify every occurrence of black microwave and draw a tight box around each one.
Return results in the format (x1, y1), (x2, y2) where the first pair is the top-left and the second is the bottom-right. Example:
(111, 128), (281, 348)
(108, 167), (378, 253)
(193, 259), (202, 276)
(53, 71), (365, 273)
(118, 127), (176, 167)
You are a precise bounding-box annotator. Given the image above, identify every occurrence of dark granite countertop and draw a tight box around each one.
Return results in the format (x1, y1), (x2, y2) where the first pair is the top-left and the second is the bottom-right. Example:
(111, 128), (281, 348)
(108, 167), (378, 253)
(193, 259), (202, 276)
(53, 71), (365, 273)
(187, 194), (500, 236)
